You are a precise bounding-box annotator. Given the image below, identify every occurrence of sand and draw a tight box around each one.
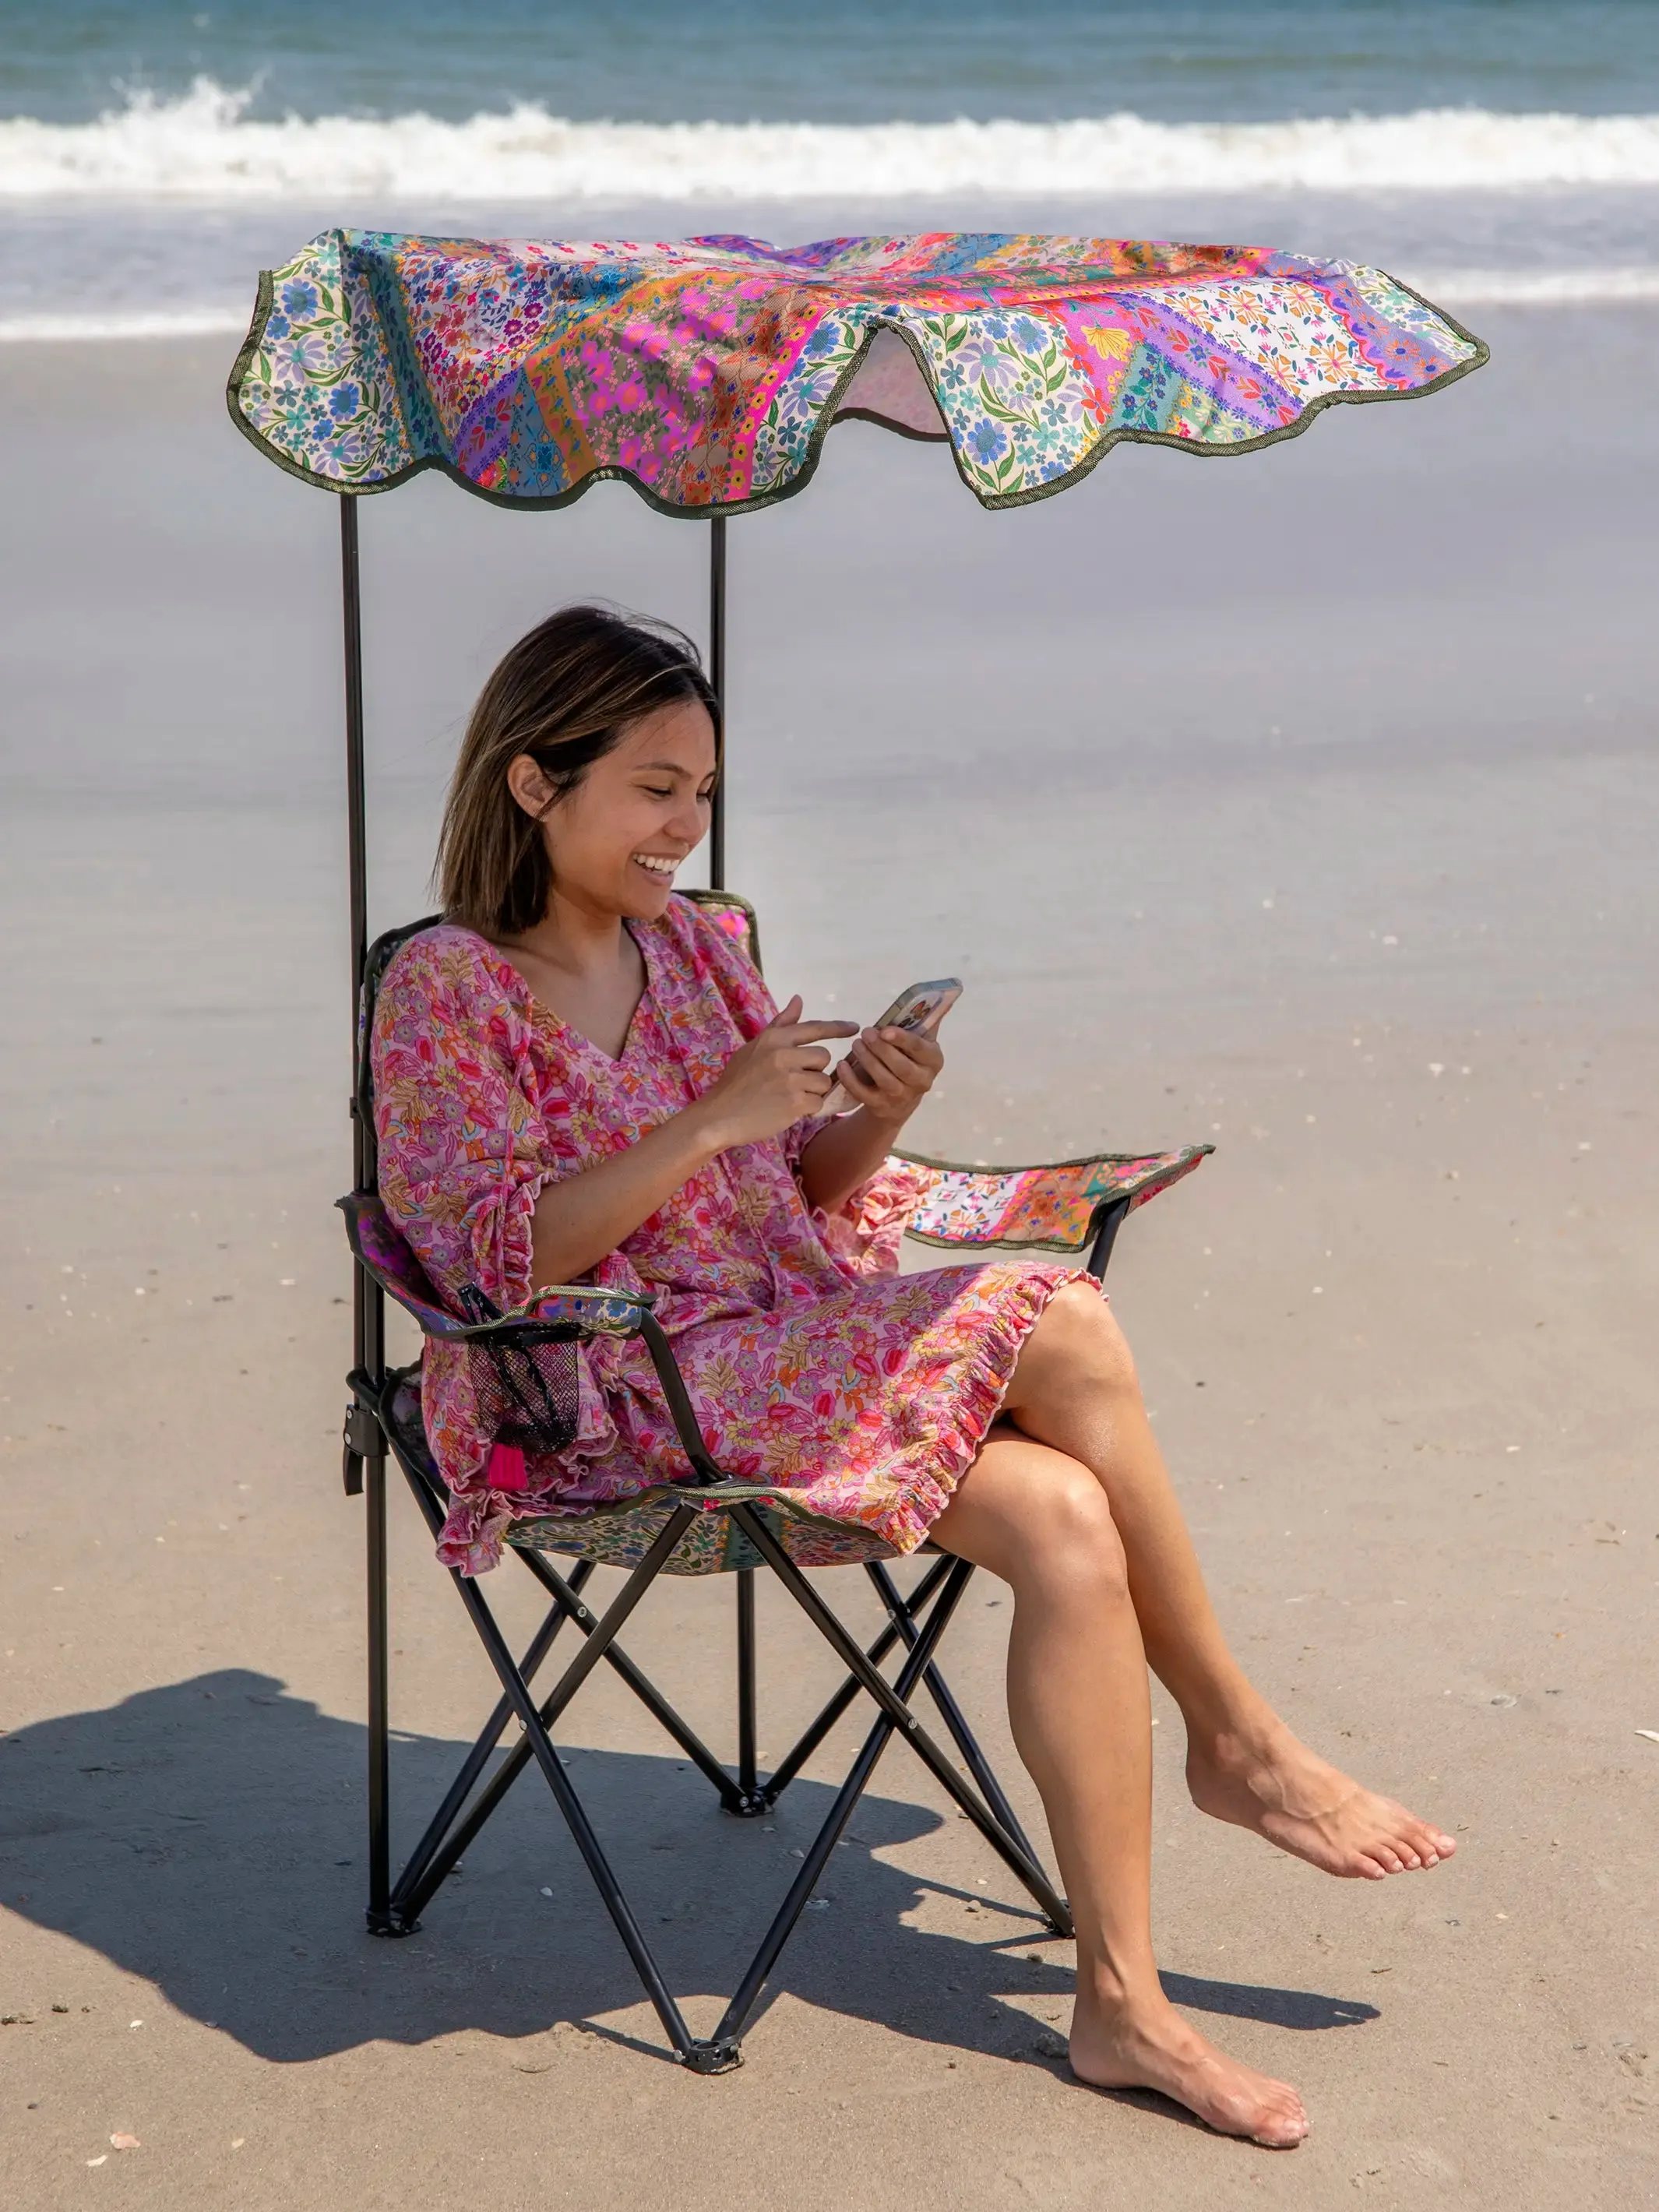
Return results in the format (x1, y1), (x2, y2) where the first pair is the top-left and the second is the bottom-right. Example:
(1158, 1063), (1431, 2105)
(2, 306), (1656, 2209)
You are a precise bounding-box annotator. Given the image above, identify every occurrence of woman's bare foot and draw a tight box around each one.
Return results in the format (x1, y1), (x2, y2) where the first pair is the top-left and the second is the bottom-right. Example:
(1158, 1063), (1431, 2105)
(1186, 1718), (1457, 1879)
(1069, 1987), (1309, 2147)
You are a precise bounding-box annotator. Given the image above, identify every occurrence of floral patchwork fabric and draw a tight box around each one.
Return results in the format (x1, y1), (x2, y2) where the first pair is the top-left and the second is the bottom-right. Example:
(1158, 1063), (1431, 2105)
(231, 230), (1483, 514)
(902, 1147), (1213, 1252)
(370, 896), (1081, 1575)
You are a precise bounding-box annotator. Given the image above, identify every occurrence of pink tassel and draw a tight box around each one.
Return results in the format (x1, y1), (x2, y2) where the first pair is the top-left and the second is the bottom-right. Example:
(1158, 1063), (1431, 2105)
(485, 1440), (528, 1492)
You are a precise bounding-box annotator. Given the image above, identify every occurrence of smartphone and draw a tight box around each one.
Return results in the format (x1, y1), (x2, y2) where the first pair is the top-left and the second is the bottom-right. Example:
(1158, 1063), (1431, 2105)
(822, 977), (961, 1114)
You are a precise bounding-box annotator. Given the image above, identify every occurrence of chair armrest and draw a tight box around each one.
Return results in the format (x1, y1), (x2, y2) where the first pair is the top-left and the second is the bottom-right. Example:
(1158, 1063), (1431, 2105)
(337, 1192), (650, 1340)
(336, 1192), (724, 1482)
(890, 1144), (1213, 1255)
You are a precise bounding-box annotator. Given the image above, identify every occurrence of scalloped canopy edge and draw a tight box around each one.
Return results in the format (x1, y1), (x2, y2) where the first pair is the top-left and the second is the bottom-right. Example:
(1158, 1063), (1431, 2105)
(227, 229), (1488, 516)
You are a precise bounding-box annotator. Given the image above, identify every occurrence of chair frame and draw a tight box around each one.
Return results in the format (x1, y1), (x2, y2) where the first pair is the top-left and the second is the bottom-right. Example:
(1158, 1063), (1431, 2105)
(334, 503), (1150, 2069)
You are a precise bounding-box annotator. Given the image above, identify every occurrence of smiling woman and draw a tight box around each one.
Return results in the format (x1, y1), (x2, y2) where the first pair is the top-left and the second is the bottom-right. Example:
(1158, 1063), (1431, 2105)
(368, 600), (1458, 2149)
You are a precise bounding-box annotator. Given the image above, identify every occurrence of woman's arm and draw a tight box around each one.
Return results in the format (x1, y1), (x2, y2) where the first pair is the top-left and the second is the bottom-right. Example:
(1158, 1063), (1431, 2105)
(796, 1024), (943, 1217)
(529, 995), (855, 1286)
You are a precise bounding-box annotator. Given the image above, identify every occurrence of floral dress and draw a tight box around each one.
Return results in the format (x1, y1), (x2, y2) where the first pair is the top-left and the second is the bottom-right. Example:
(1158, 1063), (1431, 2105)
(372, 898), (1083, 1573)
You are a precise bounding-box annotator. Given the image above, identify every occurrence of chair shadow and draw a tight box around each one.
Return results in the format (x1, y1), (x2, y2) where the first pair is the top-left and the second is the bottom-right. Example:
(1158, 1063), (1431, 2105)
(0, 1670), (1377, 2066)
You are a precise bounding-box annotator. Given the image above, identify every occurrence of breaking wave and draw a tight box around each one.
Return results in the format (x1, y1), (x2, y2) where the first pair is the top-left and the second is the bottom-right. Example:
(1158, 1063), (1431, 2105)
(4, 80), (1659, 199)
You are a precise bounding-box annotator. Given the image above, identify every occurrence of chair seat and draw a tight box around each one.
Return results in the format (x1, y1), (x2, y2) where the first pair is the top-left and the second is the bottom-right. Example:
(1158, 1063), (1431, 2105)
(386, 1371), (905, 1578)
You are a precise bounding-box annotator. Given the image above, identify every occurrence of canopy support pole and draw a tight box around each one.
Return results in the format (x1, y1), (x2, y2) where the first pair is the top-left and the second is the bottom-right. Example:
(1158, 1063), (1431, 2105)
(708, 516), (726, 891)
(340, 492), (393, 1930)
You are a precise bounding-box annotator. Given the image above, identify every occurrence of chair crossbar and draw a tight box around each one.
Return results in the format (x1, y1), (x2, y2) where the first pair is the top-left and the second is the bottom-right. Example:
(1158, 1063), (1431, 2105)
(384, 1442), (743, 1931)
(864, 1559), (1044, 1872)
(389, 1555), (599, 1921)
(759, 1552), (956, 1797)
(446, 1503), (717, 2064)
(391, 1405), (741, 1798)
(710, 1553), (978, 2048)
(516, 1545), (753, 1809)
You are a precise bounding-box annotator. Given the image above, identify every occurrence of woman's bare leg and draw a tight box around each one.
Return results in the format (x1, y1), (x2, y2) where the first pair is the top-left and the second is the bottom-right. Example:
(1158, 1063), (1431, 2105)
(1002, 1280), (1456, 1879)
(931, 1435), (1309, 2147)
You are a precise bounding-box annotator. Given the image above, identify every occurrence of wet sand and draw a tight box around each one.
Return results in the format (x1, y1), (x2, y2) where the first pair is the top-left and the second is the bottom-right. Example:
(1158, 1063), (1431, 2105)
(2, 307), (1657, 2207)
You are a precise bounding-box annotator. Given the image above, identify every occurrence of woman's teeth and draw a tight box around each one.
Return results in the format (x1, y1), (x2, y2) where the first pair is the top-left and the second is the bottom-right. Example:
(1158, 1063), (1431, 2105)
(632, 854), (676, 875)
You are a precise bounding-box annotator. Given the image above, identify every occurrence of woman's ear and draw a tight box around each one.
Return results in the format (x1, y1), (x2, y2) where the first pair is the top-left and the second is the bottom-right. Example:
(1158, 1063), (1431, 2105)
(505, 752), (556, 819)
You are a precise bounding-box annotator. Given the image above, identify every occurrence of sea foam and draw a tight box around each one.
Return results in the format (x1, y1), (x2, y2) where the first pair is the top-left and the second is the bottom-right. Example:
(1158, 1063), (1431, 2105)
(5, 79), (1659, 199)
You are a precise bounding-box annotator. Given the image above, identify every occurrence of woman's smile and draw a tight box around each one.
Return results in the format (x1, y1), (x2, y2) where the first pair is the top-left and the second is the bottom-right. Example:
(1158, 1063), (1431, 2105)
(631, 852), (680, 878)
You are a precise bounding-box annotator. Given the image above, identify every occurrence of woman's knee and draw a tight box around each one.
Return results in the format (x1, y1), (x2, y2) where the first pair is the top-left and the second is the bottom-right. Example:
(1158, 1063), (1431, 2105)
(937, 1441), (1129, 1601)
(1020, 1456), (1132, 1604)
(1029, 1279), (1142, 1400)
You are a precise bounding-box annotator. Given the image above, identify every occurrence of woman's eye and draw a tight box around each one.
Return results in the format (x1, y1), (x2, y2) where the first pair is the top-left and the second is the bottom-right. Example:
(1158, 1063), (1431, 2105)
(642, 785), (673, 798)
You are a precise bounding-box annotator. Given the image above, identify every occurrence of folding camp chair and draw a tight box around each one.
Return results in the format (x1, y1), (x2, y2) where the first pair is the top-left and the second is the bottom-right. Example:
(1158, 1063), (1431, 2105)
(341, 886), (1209, 2072)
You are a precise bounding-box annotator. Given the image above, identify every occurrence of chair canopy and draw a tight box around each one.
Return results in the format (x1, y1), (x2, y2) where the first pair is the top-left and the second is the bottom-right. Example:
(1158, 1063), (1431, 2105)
(228, 229), (1484, 516)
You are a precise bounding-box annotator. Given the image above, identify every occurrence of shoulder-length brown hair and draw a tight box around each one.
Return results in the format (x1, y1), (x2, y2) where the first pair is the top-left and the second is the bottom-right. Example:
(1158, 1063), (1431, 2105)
(436, 604), (718, 935)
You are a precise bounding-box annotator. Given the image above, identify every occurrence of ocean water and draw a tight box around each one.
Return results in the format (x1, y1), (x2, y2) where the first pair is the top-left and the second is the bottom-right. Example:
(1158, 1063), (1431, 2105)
(3, 0), (1658, 336)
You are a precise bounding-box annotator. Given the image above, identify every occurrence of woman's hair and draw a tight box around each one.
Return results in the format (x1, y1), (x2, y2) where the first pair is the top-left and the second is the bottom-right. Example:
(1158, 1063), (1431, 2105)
(436, 603), (718, 935)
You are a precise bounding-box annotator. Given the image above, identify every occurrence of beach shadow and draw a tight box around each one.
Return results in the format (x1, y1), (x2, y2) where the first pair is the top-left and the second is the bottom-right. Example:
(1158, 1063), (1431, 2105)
(1159, 1973), (1377, 2031)
(0, 1669), (1375, 2065)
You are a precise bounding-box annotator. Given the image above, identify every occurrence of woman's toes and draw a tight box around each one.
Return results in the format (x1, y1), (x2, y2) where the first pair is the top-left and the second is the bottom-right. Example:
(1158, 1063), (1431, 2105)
(1258, 2088), (1311, 2147)
(1228, 2076), (1308, 2147)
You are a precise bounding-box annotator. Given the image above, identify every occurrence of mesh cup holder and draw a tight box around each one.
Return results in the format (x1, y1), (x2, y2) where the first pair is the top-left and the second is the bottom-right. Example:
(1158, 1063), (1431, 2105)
(456, 1288), (583, 1456)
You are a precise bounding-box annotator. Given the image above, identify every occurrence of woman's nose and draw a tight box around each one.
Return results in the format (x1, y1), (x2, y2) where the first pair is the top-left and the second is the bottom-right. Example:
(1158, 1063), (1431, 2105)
(668, 798), (706, 847)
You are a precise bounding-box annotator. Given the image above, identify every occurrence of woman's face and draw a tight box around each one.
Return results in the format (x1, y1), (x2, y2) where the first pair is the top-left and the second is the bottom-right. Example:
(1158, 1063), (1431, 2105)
(509, 696), (717, 923)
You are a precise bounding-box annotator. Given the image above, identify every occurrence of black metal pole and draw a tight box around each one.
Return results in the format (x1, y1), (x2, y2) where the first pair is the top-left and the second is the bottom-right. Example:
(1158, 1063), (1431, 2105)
(341, 494), (393, 1931)
(728, 1503), (1071, 1932)
(1086, 1196), (1130, 1282)
(735, 1567), (758, 1805)
(708, 515), (726, 891)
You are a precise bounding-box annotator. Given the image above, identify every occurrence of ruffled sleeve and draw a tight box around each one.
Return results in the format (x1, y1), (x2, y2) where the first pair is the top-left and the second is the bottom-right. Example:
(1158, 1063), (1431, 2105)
(813, 1155), (935, 1276)
(371, 926), (555, 1314)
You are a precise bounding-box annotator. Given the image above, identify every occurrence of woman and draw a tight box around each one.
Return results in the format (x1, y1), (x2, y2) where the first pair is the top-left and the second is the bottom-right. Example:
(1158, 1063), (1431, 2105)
(373, 605), (1455, 2149)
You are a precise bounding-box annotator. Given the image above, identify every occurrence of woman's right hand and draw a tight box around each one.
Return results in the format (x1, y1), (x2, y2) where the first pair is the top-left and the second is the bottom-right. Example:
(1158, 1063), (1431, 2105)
(697, 996), (858, 1150)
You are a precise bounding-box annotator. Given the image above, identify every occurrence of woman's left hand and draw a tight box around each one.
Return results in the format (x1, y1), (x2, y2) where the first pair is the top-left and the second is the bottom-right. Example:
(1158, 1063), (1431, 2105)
(835, 1024), (942, 1131)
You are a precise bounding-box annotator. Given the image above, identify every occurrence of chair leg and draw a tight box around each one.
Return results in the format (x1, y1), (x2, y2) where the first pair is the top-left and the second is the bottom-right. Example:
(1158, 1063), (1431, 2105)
(735, 1568), (760, 1810)
(365, 1447), (395, 1935)
(366, 1406), (1065, 2066)
(386, 1429), (751, 1831)
(393, 1509), (722, 1937)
